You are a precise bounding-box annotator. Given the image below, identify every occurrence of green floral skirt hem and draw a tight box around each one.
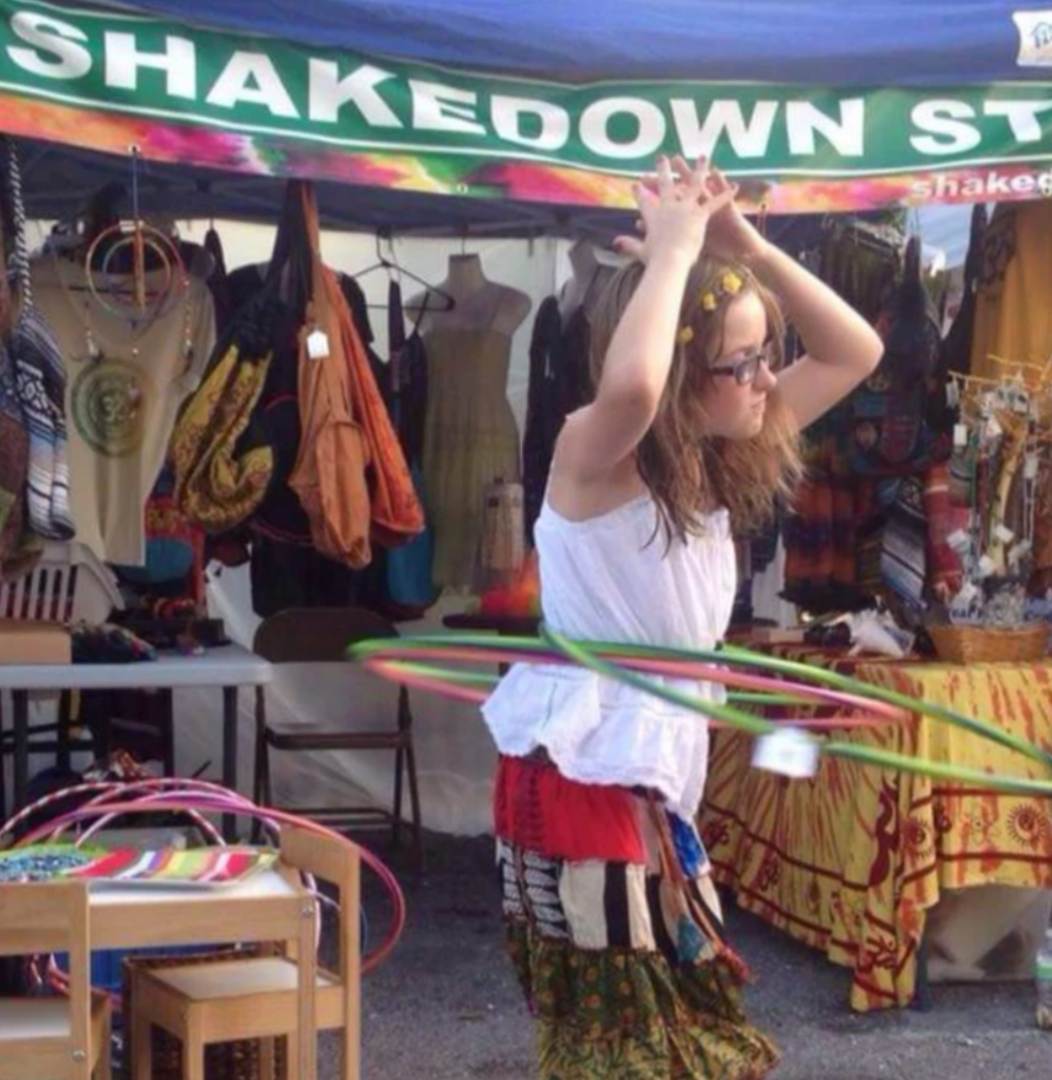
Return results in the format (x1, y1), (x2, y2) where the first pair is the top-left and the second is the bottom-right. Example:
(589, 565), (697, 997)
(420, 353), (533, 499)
(505, 919), (780, 1080)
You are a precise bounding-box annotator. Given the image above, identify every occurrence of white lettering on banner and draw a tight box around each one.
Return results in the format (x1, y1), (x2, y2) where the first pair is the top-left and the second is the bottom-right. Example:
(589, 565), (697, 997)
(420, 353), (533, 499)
(104, 32), (196, 101)
(7, 11), (91, 80)
(410, 80), (486, 135)
(909, 165), (1052, 201)
(670, 99), (778, 159)
(580, 97), (666, 159)
(983, 100), (1052, 142)
(308, 60), (402, 127)
(6, 4), (1052, 177)
(786, 99), (865, 156)
(910, 100), (982, 155)
(491, 95), (571, 151)
(206, 51), (299, 118)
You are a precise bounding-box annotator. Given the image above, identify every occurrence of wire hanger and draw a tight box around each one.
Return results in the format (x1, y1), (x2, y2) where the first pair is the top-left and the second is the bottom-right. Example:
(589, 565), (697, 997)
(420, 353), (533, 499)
(352, 232), (455, 311)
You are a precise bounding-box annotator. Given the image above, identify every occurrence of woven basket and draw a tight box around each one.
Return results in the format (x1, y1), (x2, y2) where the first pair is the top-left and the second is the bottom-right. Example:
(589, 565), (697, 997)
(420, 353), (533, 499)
(927, 622), (1051, 665)
(122, 948), (288, 1080)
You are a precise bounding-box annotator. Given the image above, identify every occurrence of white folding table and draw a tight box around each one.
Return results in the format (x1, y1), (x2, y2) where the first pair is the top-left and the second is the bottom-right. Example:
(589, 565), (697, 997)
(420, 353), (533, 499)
(0, 646), (272, 824)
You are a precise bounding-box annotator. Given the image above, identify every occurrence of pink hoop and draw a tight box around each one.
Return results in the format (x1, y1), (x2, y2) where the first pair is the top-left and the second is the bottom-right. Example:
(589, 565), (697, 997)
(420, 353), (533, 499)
(363, 651), (910, 731)
(363, 645), (911, 726)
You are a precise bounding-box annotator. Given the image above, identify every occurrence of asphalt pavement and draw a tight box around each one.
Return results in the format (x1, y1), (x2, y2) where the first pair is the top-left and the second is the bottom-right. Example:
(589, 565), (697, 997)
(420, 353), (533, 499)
(328, 833), (1051, 1080)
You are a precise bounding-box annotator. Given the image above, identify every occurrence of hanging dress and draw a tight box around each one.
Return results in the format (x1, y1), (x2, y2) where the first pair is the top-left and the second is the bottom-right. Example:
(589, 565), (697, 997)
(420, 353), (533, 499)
(422, 326), (520, 591)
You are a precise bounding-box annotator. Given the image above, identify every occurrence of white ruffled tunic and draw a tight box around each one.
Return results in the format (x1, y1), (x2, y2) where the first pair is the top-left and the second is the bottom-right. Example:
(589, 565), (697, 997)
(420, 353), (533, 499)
(481, 493), (736, 823)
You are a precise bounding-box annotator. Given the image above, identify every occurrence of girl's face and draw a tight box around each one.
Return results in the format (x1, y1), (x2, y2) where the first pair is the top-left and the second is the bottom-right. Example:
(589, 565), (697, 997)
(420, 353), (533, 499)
(697, 289), (778, 440)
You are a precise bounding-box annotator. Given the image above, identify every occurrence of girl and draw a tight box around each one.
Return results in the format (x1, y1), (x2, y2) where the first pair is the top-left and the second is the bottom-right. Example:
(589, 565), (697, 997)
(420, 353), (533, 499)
(482, 157), (883, 1079)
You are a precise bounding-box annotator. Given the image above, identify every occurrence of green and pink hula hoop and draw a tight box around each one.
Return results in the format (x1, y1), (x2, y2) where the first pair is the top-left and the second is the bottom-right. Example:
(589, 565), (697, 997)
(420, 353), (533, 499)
(350, 629), (1052, 796)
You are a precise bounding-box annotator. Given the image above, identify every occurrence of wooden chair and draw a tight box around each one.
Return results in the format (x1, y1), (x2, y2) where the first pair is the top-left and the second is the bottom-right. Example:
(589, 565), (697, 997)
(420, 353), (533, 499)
(129, 827), (358, 1080)
(251, 608), (424, 872)
(0, 880), (112, 1080)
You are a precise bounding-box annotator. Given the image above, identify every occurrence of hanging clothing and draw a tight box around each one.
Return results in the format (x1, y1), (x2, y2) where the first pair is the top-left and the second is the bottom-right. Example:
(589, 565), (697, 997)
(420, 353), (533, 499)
(4, 143), (72, 543)
(970, 201), (1052, 387)
(288, 183), (423, 567)
(31, 257), (215, 565)
(847, 237), (951, 479)
(223, 267), (385, 618)
(423, 326), (521, 591)
(0, 337), (29, 570)
(203, 226), (234, 336)
(385, 279), (435, 615)
(941, 204), (987, 377)
(522, 296), (595, 543)
(0, 181), (11, 341)
(523, 297), (563, 543)
(783, 235), (955, 612)
(0, 187), (32, 574)
(171, 290), (278, 536)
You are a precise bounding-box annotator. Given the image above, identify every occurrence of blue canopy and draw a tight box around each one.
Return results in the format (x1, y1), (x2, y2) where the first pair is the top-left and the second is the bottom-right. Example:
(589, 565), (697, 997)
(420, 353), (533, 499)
(6, 0), (1046, 237)
(117, 0), (1045, 85)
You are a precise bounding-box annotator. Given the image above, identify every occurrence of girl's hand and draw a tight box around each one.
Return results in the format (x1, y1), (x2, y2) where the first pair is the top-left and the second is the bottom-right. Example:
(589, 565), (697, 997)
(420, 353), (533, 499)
(628, 157), (769, 267)
(614, 156), (735, 267)
(700, 163), (770, 266)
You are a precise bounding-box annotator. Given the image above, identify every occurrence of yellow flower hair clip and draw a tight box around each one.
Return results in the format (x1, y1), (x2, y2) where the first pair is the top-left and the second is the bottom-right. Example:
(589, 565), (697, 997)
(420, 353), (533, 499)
(677, 326), (695, 346)
(699, 270), (745, 314)
(721, 270), (744, 295)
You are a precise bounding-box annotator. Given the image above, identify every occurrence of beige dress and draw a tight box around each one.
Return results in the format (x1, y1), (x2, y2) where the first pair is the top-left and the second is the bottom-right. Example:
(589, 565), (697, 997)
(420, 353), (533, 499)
(422, 327), (520, 591)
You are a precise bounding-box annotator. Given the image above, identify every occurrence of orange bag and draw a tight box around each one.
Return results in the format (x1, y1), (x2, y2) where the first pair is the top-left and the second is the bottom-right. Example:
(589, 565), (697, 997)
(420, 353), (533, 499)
(288, 183), (423, 567)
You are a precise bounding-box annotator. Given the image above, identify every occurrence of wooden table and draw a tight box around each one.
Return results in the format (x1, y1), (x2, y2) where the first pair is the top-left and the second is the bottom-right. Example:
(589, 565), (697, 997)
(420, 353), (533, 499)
(91, 867), (320, 1077)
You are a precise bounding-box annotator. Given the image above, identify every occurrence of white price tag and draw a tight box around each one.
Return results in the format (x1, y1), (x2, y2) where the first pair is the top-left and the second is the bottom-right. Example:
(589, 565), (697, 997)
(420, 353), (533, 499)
(948, 528), (971, 553)
(976, 554), (996, 579)
(1025, 455), (1040, 480)
(986, 416), (1004, 440)
(751, 727), (820, 780)
(953, 423), (969, 449)
(306, 330), (330, 360)
(946, 381), (960, 408)
(1009, 539), (1033, 566)
(993, 523), (1016, 545)
(955, 581), (980, 606)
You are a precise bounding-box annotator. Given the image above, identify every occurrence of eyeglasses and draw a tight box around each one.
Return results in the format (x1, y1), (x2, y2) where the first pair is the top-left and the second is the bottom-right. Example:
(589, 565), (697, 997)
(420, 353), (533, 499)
(708, 343), (778, 386)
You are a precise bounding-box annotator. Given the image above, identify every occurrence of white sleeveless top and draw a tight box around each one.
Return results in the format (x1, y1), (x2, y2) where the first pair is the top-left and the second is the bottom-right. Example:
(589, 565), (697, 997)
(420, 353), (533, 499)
(481, 494), (737, 822)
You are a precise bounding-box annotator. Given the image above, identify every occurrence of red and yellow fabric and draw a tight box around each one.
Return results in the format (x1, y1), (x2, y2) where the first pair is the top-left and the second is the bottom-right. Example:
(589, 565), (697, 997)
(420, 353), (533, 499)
(699, 660), (1052, 1012)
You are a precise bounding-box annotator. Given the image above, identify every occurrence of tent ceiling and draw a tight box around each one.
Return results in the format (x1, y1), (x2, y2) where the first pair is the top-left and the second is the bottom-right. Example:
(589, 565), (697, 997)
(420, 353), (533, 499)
(17, 136), (635, 236)
(112, 0), (1039, 85)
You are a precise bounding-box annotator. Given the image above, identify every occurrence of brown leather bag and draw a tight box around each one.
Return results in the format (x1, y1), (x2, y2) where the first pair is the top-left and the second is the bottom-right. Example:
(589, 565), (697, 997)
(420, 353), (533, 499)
(288, 183), (423, 567)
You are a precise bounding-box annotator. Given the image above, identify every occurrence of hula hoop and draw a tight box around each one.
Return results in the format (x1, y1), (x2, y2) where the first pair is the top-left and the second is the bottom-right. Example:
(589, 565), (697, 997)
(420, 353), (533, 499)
(349, 630), (1052, 796)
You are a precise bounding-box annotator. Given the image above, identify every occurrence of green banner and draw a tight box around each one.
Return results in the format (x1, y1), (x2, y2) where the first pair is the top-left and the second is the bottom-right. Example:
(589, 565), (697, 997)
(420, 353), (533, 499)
(2, 0), (1052, 211)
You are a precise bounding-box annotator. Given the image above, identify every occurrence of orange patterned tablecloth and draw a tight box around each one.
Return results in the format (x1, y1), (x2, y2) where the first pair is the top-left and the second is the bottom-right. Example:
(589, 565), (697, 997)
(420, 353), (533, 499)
(699, 660), (1052, 1011)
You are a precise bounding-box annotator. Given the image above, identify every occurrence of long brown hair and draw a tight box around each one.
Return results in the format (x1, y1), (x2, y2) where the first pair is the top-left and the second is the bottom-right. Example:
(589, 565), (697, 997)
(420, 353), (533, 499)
(588, 254), (804, 541)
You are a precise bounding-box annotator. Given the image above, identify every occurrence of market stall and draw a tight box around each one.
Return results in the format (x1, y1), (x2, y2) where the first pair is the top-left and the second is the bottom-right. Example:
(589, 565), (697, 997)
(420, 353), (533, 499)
(0, 5), (1049, 1055)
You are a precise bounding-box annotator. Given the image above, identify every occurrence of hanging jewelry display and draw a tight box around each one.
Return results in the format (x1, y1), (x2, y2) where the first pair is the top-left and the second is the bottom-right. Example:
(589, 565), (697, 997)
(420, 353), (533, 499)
(83, 147), (189, 331)
(935, 360), (1052, 658)
(43, 148), (197, 463)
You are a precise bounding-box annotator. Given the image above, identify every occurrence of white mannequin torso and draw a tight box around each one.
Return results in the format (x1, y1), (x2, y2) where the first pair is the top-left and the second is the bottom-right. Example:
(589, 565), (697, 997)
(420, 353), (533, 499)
(407, 254), (532, 338)
(557, 240), (622, 322)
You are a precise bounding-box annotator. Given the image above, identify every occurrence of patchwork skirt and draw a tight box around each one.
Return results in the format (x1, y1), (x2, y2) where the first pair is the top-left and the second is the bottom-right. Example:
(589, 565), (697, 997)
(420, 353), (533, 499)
(495, 754), (779, 1080)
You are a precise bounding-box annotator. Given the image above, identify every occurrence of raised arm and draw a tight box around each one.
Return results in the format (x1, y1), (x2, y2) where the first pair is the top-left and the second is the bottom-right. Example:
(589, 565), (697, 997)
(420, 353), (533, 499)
(555, 158), (735, 485)
(701, 167), (885, 431)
